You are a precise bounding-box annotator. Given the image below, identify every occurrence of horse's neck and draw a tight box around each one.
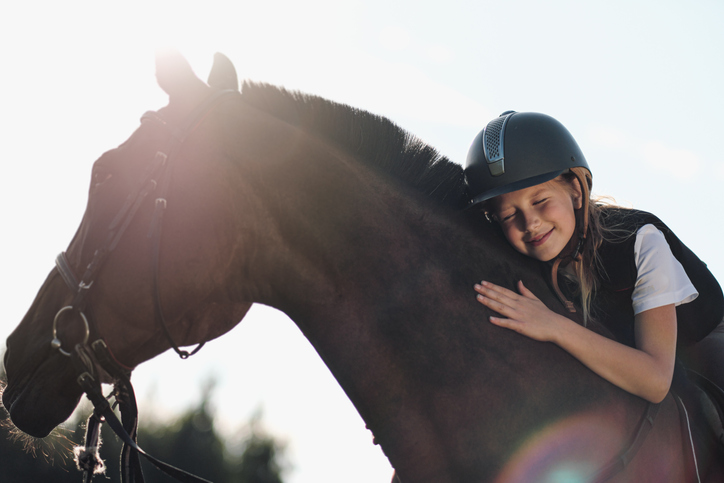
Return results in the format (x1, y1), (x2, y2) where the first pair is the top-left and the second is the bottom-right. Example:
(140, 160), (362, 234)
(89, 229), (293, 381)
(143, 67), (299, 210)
(243, 157), (478, 477)
(226, 117), (644, 481)
(247, 155), (461, 314)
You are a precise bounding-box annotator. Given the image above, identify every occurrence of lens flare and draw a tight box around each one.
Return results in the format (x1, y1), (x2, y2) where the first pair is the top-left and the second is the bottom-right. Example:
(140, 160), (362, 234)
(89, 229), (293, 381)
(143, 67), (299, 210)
(494, 411), (625, 483)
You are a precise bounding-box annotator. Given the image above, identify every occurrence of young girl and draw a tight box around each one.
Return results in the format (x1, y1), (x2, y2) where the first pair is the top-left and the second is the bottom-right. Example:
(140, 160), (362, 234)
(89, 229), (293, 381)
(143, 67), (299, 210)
(464, 111), (724, 404)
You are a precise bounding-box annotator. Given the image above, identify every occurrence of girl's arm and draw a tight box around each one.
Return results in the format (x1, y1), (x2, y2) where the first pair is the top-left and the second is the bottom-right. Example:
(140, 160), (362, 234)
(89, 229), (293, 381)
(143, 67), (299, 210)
(475, 280), (677, 403)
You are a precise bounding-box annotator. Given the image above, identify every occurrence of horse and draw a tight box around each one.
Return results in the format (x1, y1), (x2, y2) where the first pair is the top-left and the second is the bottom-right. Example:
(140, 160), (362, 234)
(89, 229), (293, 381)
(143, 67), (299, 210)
(3, 51), (722, 482)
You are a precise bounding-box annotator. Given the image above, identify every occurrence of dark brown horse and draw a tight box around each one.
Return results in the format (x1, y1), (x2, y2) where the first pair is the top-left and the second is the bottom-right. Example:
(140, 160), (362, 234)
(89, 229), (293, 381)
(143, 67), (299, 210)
(3, 52), (722, 482)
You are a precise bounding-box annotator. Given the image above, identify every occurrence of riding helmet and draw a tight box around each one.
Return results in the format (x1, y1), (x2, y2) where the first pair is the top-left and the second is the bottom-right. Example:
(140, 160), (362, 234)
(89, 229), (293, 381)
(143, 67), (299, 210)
(464, 111), (591, 209)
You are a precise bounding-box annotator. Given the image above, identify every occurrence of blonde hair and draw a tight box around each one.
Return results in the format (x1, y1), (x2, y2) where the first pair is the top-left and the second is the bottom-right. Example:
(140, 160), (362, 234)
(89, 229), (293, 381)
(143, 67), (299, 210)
(557, 167), (627, 324)
(558, 168), (597, 322)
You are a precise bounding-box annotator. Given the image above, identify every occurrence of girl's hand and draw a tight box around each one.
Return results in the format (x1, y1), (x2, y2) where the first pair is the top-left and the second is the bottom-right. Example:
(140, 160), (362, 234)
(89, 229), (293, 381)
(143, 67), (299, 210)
(474, 280), (570, 342)
(474, 281), (678, 404)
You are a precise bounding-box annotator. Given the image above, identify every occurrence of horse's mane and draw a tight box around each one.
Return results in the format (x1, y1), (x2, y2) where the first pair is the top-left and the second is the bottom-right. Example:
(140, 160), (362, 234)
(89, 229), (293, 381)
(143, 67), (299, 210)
(240, 82), (469, 210)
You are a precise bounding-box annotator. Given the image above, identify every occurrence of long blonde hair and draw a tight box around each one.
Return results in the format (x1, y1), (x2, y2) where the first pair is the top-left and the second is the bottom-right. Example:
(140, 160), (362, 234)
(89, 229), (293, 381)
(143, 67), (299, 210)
(557, 167), (626, 324)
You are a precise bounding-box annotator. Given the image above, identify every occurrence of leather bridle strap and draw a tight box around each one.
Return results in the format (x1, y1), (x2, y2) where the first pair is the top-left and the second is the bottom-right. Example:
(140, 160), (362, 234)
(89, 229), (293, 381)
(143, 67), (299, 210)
(588, 401), (660, 482)
(71, 341), (212, 483)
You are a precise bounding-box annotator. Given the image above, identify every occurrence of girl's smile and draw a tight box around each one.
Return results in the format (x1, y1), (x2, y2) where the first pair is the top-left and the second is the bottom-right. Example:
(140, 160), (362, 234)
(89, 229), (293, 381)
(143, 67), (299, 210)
(526, 228), (553, 247)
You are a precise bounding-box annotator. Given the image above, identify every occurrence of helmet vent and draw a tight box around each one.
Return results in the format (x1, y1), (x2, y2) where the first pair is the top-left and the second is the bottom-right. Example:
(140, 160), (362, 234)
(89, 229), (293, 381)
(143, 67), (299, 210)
(484, 117), (505, 161)
(482, 112), (514, 176)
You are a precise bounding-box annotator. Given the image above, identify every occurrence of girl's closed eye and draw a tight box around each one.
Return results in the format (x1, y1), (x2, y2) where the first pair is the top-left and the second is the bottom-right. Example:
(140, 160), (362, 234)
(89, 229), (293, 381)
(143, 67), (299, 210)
(499, 211), (516, 223)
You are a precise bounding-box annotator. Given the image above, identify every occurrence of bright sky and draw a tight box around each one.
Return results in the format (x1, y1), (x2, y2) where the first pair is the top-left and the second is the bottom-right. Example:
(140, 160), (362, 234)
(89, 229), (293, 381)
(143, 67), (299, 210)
(1, 1), (722, 482)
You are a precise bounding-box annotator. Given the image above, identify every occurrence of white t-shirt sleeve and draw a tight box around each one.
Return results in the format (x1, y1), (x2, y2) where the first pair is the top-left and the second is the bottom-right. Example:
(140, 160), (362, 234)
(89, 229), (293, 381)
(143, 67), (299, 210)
(631, 224), (698, 315)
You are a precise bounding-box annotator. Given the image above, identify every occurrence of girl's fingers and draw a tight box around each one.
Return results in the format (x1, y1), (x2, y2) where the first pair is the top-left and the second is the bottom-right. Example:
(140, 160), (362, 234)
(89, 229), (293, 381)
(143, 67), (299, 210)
(476, 293), (515, 317)
(480, 281), (515, 295)
(475, 283), (521, 313)
(474, 281), (555, 342)
(475, 281), (518, 302)
(517, 280), (537, 298)
(489, 316), (524, 334)
(478, 280), (538, 303)
(475, 287), (510, 309)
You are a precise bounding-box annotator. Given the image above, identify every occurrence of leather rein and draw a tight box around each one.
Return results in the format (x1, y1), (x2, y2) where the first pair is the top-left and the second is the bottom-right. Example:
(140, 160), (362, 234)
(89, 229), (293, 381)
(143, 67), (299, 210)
(49, 89), (239, 483)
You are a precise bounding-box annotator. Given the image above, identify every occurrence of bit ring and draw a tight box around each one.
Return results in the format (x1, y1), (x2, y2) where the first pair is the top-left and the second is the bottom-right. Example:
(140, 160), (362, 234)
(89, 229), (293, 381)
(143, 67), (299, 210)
(51, 306), (90, 356)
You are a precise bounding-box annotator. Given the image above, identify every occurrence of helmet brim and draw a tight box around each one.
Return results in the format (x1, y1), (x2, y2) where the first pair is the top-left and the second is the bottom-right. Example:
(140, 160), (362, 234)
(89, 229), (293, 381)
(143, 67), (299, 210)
(467, 169), (567, 210)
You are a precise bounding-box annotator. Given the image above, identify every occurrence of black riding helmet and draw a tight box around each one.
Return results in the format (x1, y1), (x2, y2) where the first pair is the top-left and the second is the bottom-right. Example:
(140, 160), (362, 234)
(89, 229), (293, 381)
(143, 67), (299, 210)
(465, 111), (591, 209)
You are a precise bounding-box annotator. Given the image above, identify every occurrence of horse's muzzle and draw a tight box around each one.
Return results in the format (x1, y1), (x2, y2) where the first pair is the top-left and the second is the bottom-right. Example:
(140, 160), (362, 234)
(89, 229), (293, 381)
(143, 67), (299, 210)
(2, 355), (83, 438)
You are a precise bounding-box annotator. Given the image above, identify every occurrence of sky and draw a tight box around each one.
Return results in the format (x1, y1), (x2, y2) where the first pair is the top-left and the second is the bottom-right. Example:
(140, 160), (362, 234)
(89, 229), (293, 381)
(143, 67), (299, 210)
(1, 1), (722, 482)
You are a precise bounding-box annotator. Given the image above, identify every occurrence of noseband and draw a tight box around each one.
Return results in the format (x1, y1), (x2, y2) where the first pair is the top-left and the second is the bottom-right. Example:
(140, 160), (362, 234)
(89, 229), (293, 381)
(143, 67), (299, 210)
(49, 88), (240, 483)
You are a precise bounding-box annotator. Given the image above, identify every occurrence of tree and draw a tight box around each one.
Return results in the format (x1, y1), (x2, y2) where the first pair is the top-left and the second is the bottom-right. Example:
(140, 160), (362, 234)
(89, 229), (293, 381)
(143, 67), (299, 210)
(1, 361), (288, 483)
(135, 378), (228, 482)
(229, 410), (287, 483)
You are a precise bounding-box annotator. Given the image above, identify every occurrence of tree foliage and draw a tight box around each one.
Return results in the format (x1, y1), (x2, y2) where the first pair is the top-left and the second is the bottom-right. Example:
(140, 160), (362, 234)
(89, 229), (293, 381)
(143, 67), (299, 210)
(0, 363), (287, 483)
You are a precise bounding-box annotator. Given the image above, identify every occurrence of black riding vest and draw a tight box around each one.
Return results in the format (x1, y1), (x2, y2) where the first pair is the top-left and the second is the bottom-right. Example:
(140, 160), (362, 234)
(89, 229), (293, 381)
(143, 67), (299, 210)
(585, 208), (723, 348)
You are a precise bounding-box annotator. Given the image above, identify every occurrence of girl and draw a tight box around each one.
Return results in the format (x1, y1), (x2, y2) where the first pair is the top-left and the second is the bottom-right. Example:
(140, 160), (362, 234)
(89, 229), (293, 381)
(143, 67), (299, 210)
(464, 111), (723, 404)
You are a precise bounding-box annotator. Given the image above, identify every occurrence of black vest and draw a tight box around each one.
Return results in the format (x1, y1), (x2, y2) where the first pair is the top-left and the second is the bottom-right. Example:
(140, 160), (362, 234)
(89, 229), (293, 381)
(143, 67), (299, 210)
(586, 208), (723, 348)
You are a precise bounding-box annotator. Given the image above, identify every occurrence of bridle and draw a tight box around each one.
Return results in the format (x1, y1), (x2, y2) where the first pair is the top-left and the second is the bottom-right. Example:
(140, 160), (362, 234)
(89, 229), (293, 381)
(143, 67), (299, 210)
(49, 88), (240, 483)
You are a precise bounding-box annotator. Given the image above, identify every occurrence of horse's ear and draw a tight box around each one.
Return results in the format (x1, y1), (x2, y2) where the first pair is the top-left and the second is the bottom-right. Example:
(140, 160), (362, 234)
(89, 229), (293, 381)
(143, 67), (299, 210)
(155, 49), (207, 98)
(208, 53), (239, 92)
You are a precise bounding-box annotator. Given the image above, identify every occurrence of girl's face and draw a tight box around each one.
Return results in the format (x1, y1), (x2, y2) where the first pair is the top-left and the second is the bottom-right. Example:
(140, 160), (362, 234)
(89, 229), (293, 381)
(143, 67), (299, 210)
(491, 177), (582, 262)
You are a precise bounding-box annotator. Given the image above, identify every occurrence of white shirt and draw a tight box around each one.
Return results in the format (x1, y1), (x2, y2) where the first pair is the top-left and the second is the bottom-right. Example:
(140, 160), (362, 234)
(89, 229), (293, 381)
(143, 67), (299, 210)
(632, 224), (698, 315)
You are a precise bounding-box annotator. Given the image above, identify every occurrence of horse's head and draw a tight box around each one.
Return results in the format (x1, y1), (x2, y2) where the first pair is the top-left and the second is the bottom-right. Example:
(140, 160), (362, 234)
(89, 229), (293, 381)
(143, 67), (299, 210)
(3, 51), (252, 437)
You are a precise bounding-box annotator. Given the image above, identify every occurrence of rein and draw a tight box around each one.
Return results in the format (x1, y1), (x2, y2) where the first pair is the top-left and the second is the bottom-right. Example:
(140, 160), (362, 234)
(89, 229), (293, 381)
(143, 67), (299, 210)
(49, 88), (240, 483)
(589, 401), (660, 482)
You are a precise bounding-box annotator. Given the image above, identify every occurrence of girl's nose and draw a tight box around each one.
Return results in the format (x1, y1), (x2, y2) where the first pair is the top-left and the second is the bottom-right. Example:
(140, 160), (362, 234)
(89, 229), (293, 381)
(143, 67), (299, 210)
(523, 210), (541, 232)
